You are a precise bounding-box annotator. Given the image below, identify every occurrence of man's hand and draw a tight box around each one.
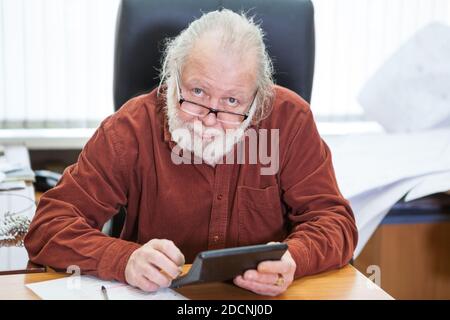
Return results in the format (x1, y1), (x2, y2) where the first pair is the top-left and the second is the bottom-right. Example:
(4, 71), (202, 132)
(125, 239), (185, 292)
(233, 244), (296, 296)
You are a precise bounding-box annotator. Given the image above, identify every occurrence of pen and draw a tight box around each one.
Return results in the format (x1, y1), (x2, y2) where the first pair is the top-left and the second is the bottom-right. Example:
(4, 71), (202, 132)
(101, 285), (109, 300)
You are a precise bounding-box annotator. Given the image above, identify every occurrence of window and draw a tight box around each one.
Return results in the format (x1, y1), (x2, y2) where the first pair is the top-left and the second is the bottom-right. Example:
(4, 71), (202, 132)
(0, 0), (449, 134)
(0, 0), (120, 129)
(311, 0), (450, 122)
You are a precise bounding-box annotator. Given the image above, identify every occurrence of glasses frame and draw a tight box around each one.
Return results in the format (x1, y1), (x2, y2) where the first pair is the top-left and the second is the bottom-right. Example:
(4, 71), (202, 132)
(176, 75), (257, 125)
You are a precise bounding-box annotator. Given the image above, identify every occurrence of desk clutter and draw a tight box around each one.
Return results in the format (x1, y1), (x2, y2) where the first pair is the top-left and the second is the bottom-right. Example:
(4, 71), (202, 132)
(0, 145), (36, 273)
(0, 145), (35, 188)
(0, 145), (35, 248)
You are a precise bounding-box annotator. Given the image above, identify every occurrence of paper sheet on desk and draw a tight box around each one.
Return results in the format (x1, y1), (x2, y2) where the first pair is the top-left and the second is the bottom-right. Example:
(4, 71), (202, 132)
(405, 171), (450, 202)
(324, 128), (450, 198)
(26, 275), (188, 300)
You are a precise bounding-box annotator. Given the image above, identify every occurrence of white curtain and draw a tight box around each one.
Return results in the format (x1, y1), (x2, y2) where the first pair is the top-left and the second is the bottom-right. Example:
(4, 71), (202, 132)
(0, 0), (449, 128)
(0, 0), (120, 129)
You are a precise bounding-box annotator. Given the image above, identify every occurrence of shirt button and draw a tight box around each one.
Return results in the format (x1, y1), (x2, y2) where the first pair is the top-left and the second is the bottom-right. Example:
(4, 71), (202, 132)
(217, 194), (223, 200)
(213, 235), (219, 242)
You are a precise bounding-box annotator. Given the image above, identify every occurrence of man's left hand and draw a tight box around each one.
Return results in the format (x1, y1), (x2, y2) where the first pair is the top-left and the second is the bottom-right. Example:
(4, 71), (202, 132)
(233, 245), (296, 296)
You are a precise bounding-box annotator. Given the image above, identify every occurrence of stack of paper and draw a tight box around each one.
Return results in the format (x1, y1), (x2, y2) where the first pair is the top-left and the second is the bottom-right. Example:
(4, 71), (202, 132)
(2, 168), (35, 183)
(324, 128), (450, 257)
(0, 145), (34, 190)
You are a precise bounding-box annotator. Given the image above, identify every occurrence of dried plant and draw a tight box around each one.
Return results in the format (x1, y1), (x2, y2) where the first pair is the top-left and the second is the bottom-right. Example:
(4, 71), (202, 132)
(0, 212), (31, 247)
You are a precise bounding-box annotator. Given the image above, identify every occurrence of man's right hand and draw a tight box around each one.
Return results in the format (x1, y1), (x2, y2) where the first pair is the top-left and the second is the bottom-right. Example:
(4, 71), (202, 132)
(124, 239), (185, 292)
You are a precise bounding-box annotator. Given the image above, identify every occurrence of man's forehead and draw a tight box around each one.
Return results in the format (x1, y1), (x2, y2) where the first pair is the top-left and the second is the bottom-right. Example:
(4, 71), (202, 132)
(183, 76), (251, 96)
(182, 41), (257, 94)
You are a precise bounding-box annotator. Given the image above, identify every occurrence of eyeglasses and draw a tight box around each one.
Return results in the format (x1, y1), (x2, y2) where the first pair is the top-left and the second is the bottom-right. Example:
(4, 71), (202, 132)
(176, 76), (257, 126)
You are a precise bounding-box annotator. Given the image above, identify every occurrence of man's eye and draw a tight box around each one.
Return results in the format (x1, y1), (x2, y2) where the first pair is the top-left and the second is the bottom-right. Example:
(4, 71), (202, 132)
(227, 97), (238, 106)
(192, 88), (203, 96)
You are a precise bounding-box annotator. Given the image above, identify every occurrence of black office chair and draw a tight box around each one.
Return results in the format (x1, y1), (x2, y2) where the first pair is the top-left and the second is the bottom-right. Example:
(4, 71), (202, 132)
(111, 0), (315, 238)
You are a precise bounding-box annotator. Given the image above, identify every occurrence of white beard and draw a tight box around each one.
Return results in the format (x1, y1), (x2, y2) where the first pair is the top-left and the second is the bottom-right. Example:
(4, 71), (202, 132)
(164, 75), (256, 166)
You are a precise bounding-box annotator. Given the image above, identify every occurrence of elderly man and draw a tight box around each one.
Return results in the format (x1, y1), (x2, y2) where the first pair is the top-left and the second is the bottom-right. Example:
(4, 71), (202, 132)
(25, 9), (357, 296)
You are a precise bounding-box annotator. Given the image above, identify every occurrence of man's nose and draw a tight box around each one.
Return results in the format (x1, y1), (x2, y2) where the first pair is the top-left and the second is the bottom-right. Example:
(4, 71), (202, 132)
(202, 98), (220, 126)
(202, 111), (218, 126)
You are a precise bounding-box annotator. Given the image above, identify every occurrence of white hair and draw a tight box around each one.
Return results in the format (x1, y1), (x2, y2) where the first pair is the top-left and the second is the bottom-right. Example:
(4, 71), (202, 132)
(158, 8), (275, 123)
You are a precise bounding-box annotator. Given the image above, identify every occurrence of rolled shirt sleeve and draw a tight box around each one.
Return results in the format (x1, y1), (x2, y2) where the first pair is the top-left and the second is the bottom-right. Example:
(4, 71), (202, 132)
(25, 110), (141, 282)
(280, 108), (358, 278)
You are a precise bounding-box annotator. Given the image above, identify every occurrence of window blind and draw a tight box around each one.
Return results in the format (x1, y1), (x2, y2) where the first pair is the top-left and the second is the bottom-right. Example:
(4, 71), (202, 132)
(0, 0), (120, 129)
(0, 0), (449, 128)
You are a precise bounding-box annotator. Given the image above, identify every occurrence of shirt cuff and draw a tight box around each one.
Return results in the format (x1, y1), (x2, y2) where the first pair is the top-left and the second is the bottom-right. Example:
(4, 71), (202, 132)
(97, 239), (142, 283)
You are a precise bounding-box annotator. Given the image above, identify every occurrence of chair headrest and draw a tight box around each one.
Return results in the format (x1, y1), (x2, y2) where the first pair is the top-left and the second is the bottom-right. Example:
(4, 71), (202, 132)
(113, 0), (315, 110)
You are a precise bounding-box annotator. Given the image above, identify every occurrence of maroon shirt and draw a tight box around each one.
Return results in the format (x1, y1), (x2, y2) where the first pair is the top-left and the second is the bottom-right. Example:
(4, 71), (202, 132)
(25, 85), (357, 283)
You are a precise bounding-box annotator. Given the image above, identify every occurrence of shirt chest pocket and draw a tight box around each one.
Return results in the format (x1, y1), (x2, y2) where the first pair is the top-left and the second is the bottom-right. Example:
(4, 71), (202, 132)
(237, 185), (286, 246)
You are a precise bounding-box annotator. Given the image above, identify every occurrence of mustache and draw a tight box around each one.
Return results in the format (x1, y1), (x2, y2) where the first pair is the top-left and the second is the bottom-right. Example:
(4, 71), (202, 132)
(185, 121), (225, 139)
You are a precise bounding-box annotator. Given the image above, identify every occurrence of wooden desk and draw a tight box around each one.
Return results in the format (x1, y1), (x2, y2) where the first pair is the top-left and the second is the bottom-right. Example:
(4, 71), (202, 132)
(0, 264), (393, 300)
(355, 193), (450, 299)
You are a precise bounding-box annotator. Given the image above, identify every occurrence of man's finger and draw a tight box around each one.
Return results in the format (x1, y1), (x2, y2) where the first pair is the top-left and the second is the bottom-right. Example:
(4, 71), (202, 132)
(233, 276), (281, 296)
(258, 260), (291, 275)
(139, 262), (172, 288)
(243, 269), (279, 285)
(136, 275), (159, 292)
(146, 249), (181, 279)
(151, 239), (185, 266)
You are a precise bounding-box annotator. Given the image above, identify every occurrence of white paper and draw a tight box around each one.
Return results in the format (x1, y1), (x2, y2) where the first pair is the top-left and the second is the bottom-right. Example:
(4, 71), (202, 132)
(0, 180), (26, 191)
(323, 130), (450, 256)
(358, 22), (450, 133)
(349, 177), (423, 257)
(350, 177), (422, 231)
(0, 162), (25, 173)
(26, 275), (188, 300)
(405, 170), (450, 202)
(354, 209), (389, 258)
(323, 128), (450, 198)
